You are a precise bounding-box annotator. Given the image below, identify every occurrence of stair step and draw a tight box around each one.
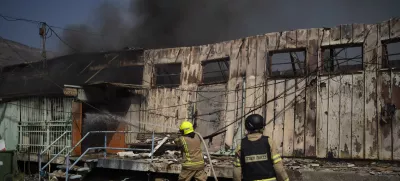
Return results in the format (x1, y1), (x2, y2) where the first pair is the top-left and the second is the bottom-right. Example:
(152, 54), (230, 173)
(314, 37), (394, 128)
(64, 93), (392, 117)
(85, 159), (98, 163)
(70, 175), (82, 179)
(56, 165), (90, 172)
(49, 171), (82, 179)
(77, 167), (90, 172)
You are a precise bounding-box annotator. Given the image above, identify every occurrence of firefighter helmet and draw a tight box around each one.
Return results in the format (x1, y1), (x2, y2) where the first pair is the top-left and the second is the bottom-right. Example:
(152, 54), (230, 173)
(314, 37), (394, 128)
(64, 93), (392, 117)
(179, 120), (194, 135)
(245, 114), (266, 131)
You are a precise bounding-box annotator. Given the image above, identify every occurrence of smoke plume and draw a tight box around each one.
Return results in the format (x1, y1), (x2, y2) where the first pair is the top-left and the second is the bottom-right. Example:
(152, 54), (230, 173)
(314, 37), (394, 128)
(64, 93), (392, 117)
(60, 0), (400, 54)
(59, 0), (271, 53)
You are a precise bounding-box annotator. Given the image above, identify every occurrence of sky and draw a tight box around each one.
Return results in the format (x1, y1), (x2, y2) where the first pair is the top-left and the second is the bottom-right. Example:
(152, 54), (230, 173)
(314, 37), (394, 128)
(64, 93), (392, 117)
(0, 0), (399, 53)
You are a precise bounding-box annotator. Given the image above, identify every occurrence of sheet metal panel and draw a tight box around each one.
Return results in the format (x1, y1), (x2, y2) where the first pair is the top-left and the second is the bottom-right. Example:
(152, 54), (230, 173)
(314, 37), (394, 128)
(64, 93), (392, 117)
(317, 76), (329, 158)
(196, 84), (227, 152)
(273, 80), (285, 155)
(352, 74), (365, 159)
(328, 76), (340, 158)
(283, 79), (295, 157)
(339, 75), (352, 159)
(294, 79), (306, 157)
(0, 101), (20, 150)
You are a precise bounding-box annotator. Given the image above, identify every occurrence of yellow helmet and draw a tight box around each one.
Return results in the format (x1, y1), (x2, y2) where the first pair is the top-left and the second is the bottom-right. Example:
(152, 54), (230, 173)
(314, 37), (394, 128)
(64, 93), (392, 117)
(179, 120), (194, 135)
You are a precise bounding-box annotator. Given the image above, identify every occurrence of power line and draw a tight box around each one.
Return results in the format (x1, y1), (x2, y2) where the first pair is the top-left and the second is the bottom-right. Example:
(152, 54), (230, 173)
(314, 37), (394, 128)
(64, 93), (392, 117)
(0, 12), (378, 93)
(0, 45), (372, 121)
(0, 19), (393, 134)
(47, 26), (80, 53)
(0, 14), (104, 37)
(0, 26), (370, 115)
(209, 25), (379, 137)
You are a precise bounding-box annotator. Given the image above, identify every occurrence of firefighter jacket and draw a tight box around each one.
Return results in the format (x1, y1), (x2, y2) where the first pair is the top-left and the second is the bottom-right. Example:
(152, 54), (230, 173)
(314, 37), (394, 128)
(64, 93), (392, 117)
(233, 132), (289, 181)
(175, 133), (205, 170)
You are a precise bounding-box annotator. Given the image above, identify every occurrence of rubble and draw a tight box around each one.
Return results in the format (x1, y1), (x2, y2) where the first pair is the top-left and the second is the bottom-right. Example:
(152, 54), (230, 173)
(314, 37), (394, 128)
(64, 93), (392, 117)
(283, 158), (400, 176)
(112, 133), (400, 178)
(117, 151), (140, 158)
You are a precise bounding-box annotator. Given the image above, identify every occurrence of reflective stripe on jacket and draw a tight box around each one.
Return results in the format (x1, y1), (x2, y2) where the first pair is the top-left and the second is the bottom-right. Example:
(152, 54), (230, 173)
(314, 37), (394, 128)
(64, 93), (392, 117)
(176, 134), (205, 170)
(233, 133), (290, 181)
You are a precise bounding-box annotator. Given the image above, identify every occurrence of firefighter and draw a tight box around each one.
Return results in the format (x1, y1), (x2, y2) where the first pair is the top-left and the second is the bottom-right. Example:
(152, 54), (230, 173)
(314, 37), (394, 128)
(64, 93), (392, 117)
(233, 114), (290, 181)
(175, 120), (207, 181)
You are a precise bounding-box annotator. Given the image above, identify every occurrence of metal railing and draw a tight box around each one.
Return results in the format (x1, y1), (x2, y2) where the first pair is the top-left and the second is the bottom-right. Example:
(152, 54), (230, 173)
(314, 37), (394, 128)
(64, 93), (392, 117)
(38, 130), (156, 181)
(38, 131), (71, 181)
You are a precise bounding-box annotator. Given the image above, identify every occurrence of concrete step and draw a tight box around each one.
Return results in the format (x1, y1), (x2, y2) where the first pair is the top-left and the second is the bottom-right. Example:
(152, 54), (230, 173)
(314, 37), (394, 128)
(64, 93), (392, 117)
(56, 164), (91, 172)
(49, 170), (82, 180)
(85, 159), (98, 163)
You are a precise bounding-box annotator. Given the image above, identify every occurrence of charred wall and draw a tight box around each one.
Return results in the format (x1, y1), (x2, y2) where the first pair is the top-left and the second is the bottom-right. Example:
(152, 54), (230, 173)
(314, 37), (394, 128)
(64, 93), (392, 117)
(135, 18), (400, 160)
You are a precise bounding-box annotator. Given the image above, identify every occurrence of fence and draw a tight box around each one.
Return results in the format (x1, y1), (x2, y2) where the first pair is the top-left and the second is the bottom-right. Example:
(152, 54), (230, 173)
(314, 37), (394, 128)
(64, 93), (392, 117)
(16, 97), (74, 155)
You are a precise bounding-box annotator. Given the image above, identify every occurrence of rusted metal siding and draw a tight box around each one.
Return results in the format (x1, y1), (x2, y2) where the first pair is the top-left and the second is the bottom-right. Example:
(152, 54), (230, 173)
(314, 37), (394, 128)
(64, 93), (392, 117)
(71, 101), (82, 156)
(134, 18), (400, 161)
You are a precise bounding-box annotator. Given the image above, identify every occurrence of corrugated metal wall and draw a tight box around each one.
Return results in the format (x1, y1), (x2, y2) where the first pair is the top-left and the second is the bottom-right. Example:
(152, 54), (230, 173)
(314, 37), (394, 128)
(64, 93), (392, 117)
(132, 18), (400, 160)
(0, 97), (73, 154)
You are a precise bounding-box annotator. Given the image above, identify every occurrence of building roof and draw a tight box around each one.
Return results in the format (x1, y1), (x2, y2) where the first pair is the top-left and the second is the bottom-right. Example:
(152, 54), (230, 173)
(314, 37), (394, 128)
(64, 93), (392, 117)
(0, 49), (145, 99)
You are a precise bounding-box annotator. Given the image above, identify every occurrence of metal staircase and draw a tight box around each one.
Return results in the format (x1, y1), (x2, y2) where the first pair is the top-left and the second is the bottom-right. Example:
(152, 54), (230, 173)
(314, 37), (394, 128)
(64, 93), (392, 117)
(38, 131), (151, 181)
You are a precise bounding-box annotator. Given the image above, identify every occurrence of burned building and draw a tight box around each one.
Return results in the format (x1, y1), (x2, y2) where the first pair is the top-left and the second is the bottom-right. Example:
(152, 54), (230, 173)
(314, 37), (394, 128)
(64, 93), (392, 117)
(1, 18), (400, 180)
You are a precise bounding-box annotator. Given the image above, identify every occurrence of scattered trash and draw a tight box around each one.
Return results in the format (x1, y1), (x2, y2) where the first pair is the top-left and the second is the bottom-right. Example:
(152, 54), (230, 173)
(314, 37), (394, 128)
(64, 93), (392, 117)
(0, 139), (5, 151)
(117, 152), (139, 158)
(310, 163), (320, 167)
(348, 163), (356, 167)
(284, 158), (400, 176)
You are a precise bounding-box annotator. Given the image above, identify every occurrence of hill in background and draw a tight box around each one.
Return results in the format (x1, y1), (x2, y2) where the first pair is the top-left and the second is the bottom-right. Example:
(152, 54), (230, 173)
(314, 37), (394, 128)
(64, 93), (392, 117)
(0, 38), (56, 66)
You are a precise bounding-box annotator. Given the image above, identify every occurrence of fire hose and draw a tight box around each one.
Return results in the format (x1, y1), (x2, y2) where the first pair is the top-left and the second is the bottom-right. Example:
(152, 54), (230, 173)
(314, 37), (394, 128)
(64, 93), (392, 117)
(195, 132), (218, 181)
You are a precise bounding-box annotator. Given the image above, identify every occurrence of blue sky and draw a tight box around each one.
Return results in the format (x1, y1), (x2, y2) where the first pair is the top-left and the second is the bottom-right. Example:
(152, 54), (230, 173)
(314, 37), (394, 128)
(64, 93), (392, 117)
(0, 0), (120, 51)
(1, 0), (399, 52)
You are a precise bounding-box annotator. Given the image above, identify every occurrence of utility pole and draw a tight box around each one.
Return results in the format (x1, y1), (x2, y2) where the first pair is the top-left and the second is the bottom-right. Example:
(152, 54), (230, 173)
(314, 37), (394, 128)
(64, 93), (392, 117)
(39, 22), (47, 69)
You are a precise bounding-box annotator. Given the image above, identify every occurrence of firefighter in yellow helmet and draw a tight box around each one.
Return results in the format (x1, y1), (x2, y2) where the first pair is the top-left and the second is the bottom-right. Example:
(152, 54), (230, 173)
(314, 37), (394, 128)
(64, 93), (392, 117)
(175, 120), (207, 181)
(233, 114), (289, 181)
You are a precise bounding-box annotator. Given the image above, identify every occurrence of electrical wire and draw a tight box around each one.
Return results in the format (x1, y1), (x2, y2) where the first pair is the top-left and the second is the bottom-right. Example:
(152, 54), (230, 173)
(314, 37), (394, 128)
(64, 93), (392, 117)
(1, 12), (377, 94)
(208, 26), (381, 137)
(0, 18), (395, 135)
(0, 26), (375, 117)
(47, 26), (80, 53)
(0, 45), (374, 127)
(0, 14), (103, 37)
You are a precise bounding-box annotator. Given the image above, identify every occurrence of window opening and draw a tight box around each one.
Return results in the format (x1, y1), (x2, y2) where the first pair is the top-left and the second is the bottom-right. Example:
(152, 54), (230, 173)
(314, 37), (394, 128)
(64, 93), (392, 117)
(383, 41), (400, 68)
(201, 57), (230, 84)
(322, 45), (363, 73)
(154, 63), (181, 87)
(268, 50), (306, 77)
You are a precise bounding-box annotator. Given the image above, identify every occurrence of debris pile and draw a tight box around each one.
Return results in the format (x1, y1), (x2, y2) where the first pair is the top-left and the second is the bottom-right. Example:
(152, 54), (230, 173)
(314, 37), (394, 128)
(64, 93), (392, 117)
(284, 158), (400, 176)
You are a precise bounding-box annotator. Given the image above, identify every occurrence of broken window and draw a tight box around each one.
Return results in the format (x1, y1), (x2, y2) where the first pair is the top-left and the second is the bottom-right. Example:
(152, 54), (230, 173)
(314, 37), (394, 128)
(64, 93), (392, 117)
(154, 63), (181, 87)
(201, 57), (230, 84)
(322, 45), (363, 73)
(382, 41), (400, 68)
(267, 50), (306, 77)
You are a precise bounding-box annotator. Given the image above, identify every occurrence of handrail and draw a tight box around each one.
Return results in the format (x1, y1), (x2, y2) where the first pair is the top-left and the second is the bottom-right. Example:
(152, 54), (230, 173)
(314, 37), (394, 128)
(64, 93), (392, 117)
(65, 132), (90, 157)
(38, 131), (71, 181)
(68, 147), (150, 170)
(65, 131), (142, 157)
(40, 131), (70, 155)
(41, 146), (70, 171)
(39, 130), (148, 181)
